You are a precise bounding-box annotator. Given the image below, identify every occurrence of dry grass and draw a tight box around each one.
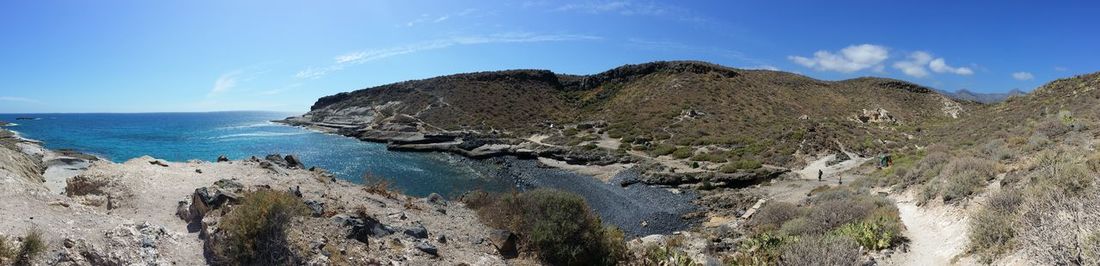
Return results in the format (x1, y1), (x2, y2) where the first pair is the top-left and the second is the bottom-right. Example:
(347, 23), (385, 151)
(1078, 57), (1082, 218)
(0, 228), (46, 266)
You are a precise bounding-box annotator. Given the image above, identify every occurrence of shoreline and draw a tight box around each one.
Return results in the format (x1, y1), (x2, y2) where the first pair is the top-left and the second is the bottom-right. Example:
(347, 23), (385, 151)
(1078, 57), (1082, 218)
(274, 119), (701, 236)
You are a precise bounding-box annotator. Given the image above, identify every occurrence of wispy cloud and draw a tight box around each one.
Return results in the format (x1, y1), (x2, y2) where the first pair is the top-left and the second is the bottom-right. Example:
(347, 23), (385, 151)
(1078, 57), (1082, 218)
(0, 96), (41, 104)
(1012, 72), (1034, 81)
(404, 8), (479, 27)
(208, 70), (242, 97)
(550, 1), (708, 24)
(789, 44), (890, 73)
(1054, 66), (1068, 72)
(626, 38), (764, 65)
(296, 33), (602, 79)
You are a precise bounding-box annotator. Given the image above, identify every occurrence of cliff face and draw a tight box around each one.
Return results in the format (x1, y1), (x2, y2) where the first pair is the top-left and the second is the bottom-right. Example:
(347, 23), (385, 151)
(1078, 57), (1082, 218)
(0, 130), (44, 184)
(295, 61), (966, 168)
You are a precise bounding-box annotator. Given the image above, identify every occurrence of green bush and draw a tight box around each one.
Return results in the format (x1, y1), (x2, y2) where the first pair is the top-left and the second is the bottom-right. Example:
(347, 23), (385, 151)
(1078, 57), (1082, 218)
(720, 159), (762, 173)
(833, 214), (902, 250)
(650, 144), (677, 156)
(690, 152), (726, 163)
(671, 147), (694, 159)
(215, 190), (308, 265)
(464, 189), (625, 265)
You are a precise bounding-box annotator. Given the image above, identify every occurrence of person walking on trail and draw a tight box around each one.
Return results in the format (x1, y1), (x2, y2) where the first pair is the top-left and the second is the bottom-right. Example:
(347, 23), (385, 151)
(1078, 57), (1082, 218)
(818, 169), (823, 181)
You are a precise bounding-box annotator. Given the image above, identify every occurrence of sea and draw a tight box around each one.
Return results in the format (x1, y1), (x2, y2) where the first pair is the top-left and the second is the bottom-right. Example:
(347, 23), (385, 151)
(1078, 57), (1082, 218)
(0, 111), (513, 197)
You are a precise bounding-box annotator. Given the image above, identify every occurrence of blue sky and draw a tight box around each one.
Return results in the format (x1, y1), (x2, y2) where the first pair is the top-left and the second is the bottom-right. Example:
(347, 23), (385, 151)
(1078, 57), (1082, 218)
(1, 1), (1098, 113)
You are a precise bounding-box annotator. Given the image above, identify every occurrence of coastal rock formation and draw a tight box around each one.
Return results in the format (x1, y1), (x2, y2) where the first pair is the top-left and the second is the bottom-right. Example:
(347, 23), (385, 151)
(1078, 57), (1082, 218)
(0, 129), (509, 265)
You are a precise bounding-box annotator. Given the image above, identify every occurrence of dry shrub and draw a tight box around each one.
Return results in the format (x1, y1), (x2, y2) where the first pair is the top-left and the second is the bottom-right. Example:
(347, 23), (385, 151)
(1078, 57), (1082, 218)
(360, 173), (397, 198)
(898, 151), (950, 189)
(749, 202), (802, 232)
(1024, 133), (1051, 152)
(0, 236), (13, 264)
(939, 157), (996, 203)
(968, 189), (1024, 263)
(981, 139), (1015, 162)
(0, 228), (45, 266)
(1034, 118), (1070, 138)
(1018, 186), (1100, 265)
(463, 189), (625, 265)
(778, 235), (860, 266)
(214, 190), (308, 265)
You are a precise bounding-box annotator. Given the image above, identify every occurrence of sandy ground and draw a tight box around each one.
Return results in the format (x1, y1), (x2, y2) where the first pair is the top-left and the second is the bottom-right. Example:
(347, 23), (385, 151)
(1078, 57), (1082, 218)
(886, 191), (970, 266)
(536, 157), (634, 182)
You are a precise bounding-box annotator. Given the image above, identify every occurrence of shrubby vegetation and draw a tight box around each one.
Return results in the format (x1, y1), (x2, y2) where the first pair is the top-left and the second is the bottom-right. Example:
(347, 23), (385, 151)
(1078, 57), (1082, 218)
(214, 190), (308, 265)
(731, 186), (903, 264)
(462, 189), (626, 265)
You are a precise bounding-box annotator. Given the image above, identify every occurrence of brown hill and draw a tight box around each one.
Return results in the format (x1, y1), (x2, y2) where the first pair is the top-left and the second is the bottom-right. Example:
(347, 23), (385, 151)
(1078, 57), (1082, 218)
(295, 61), (968, 169)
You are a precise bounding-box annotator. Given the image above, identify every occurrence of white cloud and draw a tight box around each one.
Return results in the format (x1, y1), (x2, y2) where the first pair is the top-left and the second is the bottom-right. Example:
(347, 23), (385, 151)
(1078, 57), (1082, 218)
(892, 51), (973, 77)
(892, 51), (932, 77)
(0, 96), (41, 104)
(1012, 72), (1034, 81)
(1054, 66), (1068, 72)
(788, 44), (889, 73)
(209, 71), (241, 96)
(929, 58), (973, 75)
(297, 33), (602, 79)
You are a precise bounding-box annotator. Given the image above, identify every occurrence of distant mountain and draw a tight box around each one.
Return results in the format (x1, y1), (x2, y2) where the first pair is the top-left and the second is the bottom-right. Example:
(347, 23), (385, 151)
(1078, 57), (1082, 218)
(938, 88), (1026, 104)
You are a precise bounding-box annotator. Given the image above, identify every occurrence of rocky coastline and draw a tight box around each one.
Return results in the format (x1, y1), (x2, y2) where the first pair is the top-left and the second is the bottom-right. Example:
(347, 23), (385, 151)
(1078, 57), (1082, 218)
(274, 117), (788, 189)
(0, 128), (519, 265)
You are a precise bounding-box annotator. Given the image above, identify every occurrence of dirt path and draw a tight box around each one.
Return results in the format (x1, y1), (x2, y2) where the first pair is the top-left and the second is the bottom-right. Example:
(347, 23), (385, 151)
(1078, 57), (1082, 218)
(796, 151), (870, 182)
(888, 193), (970, 266)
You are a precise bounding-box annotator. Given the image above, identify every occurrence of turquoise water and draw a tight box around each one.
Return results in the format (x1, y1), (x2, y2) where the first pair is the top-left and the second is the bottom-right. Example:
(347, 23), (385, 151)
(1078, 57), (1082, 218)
(0, 111), (511, 197)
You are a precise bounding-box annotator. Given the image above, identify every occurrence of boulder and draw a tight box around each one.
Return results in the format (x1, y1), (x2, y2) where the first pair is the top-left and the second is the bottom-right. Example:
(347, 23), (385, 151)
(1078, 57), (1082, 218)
(489, 230), (518, 258)
(334, 213), (395, 243)
(216, 155), (230, 162)
(426, 193), (447, 206)
(175, 201), (190, 221)
(404, 224), (429, 239)
(284, 155), (304, 169)
(414, 242), (438, 256)
(187, 185), (241, 222)
(304, 200), (324, 217)
(265, 154), (289, 168)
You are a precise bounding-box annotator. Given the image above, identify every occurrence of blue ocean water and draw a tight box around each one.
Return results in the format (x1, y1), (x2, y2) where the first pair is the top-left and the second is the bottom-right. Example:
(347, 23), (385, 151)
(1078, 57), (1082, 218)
(0, 111), (511, 197)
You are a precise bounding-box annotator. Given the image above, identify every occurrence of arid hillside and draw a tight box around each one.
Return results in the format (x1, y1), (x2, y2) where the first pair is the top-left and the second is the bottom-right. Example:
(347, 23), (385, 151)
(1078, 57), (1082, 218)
(300, 61), (969, 170)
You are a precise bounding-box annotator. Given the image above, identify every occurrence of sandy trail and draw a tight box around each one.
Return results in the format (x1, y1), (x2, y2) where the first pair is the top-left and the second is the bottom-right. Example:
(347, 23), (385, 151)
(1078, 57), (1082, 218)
(888, 193), (970, 266)
(796, 150), (870, 182)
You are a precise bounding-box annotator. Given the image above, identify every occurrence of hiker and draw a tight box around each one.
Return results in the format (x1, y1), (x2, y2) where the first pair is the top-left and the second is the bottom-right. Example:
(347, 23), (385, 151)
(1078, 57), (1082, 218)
(818, 169), (823, 181)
